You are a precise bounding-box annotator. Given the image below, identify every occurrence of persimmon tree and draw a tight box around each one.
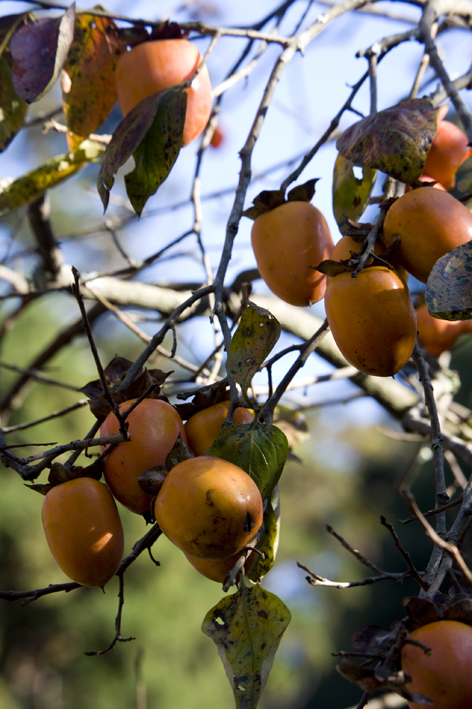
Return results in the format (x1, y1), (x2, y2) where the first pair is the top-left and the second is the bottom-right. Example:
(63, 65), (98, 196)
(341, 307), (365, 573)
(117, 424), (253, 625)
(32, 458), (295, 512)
(1, 1), (472, 708)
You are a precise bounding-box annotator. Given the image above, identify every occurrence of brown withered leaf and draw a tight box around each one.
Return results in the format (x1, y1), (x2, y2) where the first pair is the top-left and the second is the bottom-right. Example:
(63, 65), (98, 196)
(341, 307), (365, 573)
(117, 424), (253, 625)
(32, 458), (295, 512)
(350, 625), (393, 654)
(336, 658), (433, 704)
(174, 380), (230, 420)
(404, 597), (441, 630)
(165, 435), (195, 470)
(287, 178), (319, 203)
(336, 98), (438, 184)
(88, 391), (127, 420)
(138, 466), (168, 496)
(443, 598), (472, 626)
(315, 259), (352, 277)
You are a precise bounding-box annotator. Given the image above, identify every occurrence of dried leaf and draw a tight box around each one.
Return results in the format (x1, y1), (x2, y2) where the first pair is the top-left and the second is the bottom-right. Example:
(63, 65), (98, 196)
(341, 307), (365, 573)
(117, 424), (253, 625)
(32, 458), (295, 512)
(0, 139), (105, 215)
(62, 13), (124, 150)
(226, 302), (280, 400)
(332, 154), (377, 232)
(10, 5), (76, 103)
(208, 420), (288, 499)
(404, 597), (441, 630)
(425, 241), (472, 320)
(350, 625), (392, 654)
(98, 84), (186, 214)
(164, 434), (194, 470)
(242, 189), (286, 220)
(286, 178), (319, 203)
(202, 584), (291, 709)
(315, 259), (352, 277)
(336, 98), (438, 184)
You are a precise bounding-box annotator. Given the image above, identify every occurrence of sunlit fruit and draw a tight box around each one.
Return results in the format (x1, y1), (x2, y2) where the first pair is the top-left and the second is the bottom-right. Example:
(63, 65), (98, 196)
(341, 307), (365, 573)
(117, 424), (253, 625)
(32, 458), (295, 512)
(154, 456), (263, 560)
(42, 477), (124, 588)
(416, 302), (472, 356)
(251, 201), (334, 306)
(184, 548), (257, 583)
(324, 265), (417, 376)
(115, 39), (212, 146)
(422, 119), (472, 191)
(184, 401), (253, 456)
(401, 620), (472, 709)
(101, 398), (187, 515)
(382, 189), (472, 283)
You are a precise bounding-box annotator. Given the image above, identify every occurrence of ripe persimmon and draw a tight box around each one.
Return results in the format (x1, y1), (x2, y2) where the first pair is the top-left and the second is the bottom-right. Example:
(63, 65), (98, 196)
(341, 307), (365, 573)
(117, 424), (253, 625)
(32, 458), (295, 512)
(422, 119), (472, 191)
(382, 189), (472, 283)
(183, 548), (257, 583)
(42, 477), (124, 588)
(184, 401), (253, 456)
(331, 236), (408, 283)
(401, 620), (472, 709)
(324, 266), (417, 376)
(251, 201), (334, 306)
(154, 456), (263, 560)
(101, 398), (187, 515)
(115, 39), (212, 146)
(416, 302), (472, 356)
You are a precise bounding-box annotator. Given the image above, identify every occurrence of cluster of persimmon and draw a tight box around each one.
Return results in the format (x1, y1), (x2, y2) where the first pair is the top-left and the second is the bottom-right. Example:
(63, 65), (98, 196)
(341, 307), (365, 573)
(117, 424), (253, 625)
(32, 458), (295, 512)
(41, 398), (262, 588)
(246, 114), (472, 377)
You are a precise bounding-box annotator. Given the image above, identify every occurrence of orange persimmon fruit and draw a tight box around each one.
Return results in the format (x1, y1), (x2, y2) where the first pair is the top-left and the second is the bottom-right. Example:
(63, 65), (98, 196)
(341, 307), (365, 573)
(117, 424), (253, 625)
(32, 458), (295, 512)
(422, 119), (472, 191)
(251, 201), (334, 306)
(154, 456), (263, 560)
(184, 401), (253, 456)
(115, 38), (212, 146)
(101, 398), (187, 515)
(41, 477), (124, 588)
(382, 189), (472, 283)
(401, 620), (472, 709)
(183, 548), (257, 583)
(416, 302), (472, 356)
(324, 265), (417, 376)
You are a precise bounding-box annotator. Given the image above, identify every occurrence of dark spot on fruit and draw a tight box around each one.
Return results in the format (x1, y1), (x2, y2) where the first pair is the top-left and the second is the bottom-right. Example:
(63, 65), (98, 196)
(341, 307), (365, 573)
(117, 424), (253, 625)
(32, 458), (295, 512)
(206, 489), (215, 506)
(244, 512), (255, 533)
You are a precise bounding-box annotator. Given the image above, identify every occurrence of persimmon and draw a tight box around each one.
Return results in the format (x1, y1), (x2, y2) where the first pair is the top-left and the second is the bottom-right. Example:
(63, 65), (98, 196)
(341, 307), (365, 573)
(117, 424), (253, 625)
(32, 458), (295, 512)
(401, 620), (472, 709)
(41, 477), (124, 588)
(101, 398), (187, 515)
(251, 201), (334, 306)
(331, 236), (408, 283)
(330, 235), (386, 262)
(422, 119), (472, 191)
(154, 456), (263, 560)
(115, 39), (212, 146)
(183, 548), (257, 583)
(416, 302), (472, 356)
(324, 266), (417, 376)
(382, 189), (472, 283)
(184, 401), (253, 456)
(405, 175), (446, 192)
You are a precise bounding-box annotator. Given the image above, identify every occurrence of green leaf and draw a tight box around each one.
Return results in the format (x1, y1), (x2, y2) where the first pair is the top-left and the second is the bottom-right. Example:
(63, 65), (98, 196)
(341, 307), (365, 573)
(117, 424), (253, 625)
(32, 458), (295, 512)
(332, 154), (377, 232)
(0, 55), (28, 151)
(248, 484), (280, 582)
(202, 584), (291, 709)
(208, 419), (288, 499)
(97, 84), (186, 214)
(10, 4), (76, 103)
(226, 302), (281, 400)
(336, 98), (438, 185)
(0, 139), (105, 215)
(62, 13), (124, 151)
(425, 241), (472, 320)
